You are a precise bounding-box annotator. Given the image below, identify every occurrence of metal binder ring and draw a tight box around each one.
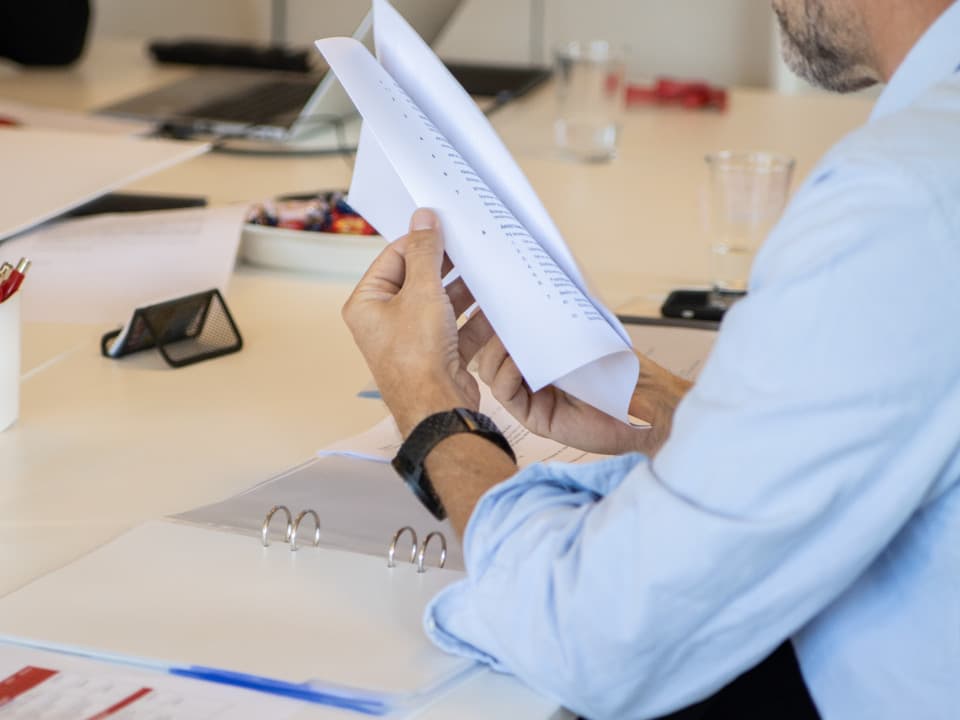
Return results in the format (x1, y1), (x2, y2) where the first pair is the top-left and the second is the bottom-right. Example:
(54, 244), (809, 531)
(290, 509), (321, 552)
(387, 526), (418, 568)
(261, 505), (293, 547)
(416, 531), (448, 574)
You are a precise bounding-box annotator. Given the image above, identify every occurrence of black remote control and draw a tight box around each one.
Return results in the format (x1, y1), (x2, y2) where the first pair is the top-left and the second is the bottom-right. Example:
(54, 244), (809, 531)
(148, 38), (312, 73)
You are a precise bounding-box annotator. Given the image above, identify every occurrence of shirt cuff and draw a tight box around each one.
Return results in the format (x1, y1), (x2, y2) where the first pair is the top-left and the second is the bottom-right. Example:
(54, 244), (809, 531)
(423, 453), (647, 669)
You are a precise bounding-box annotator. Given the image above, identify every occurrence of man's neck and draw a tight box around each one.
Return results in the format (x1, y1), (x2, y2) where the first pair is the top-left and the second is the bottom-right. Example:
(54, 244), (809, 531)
(865, 0), (955, 80)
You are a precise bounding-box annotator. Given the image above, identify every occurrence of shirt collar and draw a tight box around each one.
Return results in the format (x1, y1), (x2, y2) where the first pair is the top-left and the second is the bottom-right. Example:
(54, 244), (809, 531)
(871, 1), (960, 121)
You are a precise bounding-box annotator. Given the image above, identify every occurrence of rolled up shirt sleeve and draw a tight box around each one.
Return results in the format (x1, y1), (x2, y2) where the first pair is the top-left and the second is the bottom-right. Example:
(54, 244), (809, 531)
(424, 152), (960, 720)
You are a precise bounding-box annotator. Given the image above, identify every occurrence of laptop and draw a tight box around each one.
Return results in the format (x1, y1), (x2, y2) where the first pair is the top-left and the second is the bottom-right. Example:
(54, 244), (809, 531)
(98, 0), (463, 144)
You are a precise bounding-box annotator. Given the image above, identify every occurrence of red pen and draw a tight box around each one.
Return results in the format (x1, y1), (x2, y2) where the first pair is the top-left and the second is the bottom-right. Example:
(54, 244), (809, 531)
(0, 258), (30, 302)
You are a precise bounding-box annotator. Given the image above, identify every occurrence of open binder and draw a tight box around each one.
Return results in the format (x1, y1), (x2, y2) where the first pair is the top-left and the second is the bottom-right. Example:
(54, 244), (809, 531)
(0, 315), (716, 714)
(0, 518), (474, 715)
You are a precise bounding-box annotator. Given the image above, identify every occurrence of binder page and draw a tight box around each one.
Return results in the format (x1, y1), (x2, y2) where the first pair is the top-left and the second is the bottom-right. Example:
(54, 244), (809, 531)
(174, 455), (467, 571)
(0, 643), (302, 719)
(316, 37), (638, 420)
(0, 522), (473, 706)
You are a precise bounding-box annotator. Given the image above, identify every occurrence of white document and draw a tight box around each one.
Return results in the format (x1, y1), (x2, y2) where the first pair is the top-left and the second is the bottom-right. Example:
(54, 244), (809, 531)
(0, 127), (207, 241)
(3, 206), (245, 323)
(0, 643), (301, 720)
(337, 321), (717, 465)
(322, 383), (611, 468)
(314, 2), (639, 421)
(621, 320), (718, 382)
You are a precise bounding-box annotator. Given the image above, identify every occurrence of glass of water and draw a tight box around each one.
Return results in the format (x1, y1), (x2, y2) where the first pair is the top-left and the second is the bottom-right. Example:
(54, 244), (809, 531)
(704, 151), (795, 296)
(553, 41), (626, 162)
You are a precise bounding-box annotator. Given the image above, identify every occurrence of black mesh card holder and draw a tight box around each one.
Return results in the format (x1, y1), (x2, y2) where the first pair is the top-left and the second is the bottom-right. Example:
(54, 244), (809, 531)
(101, 289), (242, 368)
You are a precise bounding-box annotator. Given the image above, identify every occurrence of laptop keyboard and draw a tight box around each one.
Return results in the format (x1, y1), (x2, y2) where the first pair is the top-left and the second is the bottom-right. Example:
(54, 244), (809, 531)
(187, 79), (317, 126)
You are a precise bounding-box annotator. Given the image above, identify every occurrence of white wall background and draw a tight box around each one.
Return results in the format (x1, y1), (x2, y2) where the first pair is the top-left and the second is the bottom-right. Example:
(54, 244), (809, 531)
(92, 0), (783, 88)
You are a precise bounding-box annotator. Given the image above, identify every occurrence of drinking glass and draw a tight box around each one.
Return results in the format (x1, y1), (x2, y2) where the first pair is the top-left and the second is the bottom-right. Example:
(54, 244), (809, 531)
(704, 151), (795, 296)
(553, 41), (626, 162)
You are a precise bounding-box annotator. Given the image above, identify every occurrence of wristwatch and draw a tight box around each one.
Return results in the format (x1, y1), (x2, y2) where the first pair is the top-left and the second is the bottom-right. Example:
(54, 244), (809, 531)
(392, 407), (516, 520)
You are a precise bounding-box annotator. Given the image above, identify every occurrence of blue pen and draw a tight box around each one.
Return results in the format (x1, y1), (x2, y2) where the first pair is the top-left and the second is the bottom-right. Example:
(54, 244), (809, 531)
(170, 665), (391, 715)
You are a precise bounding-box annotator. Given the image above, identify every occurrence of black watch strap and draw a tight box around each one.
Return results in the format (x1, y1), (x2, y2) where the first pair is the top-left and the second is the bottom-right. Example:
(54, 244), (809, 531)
(392, 408), (516, 521)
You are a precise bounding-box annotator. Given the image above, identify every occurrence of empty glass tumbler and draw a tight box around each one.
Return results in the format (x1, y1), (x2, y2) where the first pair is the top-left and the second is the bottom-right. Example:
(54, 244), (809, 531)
(553, 41), (626, 162)
(704, 151), (795, 294)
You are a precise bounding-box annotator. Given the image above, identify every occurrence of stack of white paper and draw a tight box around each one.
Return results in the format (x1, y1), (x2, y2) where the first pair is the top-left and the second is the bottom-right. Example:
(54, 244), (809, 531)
(315, 0), (640, 421)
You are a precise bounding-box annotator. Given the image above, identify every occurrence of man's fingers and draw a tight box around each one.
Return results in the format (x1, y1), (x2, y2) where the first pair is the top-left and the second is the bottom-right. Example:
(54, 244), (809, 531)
(477, 335), (509, 386)
(459, 310), (493, 364)
(344, 241), (406, 325)
(401, 208), (444, 290)
(477, 336), (530, 410)
(446, 276), (476, 317)
(488, 351), (529, 413)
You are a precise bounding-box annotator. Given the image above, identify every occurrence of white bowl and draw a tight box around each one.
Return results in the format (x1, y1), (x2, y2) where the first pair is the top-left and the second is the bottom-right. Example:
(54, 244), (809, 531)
(240, 223), (384, 278)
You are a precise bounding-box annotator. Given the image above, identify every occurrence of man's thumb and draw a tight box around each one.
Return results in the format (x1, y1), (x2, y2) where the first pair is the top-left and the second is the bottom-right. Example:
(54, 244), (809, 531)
(410, 208), (438, 232)
(403, 208), (443, 287)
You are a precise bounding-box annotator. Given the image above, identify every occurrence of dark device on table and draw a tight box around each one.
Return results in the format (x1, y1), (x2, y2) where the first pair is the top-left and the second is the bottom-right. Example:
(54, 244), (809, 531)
(66, 192), (207, 218)
(661, 289), (744, 322)
(148, 38), (312, 73)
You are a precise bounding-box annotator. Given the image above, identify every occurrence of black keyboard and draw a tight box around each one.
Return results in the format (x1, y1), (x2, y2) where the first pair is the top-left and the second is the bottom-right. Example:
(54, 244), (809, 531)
(187, 79), (317, 125)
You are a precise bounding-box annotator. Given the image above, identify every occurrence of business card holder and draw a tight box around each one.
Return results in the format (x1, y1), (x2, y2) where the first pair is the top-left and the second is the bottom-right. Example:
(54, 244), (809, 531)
(100, 289), (242, 368)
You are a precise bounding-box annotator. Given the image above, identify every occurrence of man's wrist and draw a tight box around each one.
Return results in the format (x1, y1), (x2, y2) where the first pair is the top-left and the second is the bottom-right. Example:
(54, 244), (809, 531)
(393, 407), (516, 521)
(386, 381), (473, 437)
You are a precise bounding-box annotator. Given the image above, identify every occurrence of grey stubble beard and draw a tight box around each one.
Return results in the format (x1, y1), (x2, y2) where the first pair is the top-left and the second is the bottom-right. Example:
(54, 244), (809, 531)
(774, 0), (880, 92)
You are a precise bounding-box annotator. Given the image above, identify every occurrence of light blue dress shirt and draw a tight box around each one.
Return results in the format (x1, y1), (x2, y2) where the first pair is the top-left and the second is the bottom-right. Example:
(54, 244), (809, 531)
(425, 4), (960, 718)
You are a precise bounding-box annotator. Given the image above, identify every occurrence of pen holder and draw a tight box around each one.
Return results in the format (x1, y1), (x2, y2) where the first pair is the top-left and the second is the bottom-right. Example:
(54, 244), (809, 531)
(101, 289), (242, 368)
(0, 292), (20, 431)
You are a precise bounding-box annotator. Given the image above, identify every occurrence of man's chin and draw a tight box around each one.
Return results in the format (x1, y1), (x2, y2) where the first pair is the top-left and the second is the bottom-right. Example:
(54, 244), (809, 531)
(830, 74), (880, 94)
(782, 46), (879, 93)
(799, 65), (879, 93)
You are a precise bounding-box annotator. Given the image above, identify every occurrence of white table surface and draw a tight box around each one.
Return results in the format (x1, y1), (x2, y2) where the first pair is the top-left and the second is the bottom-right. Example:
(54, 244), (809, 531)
(0, 38), (873, 719)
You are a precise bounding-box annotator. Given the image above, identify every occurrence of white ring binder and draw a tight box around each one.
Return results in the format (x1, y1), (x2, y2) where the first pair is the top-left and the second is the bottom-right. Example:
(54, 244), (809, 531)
(290, 509), (321, 551)
(261, 505), (293, 547)
(388, 526), (418, 568)
(416, 531), (447, 573)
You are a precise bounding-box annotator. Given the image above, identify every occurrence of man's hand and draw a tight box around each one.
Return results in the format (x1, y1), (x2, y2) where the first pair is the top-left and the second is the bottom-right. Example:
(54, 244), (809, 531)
(475, 331), (693, 457)
(342, 208), (478, 436)
(342, 208), (517, 537)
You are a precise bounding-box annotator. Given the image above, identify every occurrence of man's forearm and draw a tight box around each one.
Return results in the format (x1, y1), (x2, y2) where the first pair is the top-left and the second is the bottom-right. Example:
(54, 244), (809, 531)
(424, 433), (518, 538)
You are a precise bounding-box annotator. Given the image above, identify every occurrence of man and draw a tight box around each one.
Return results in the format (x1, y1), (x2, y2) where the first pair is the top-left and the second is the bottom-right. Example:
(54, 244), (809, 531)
(343, 1), (960, 717)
